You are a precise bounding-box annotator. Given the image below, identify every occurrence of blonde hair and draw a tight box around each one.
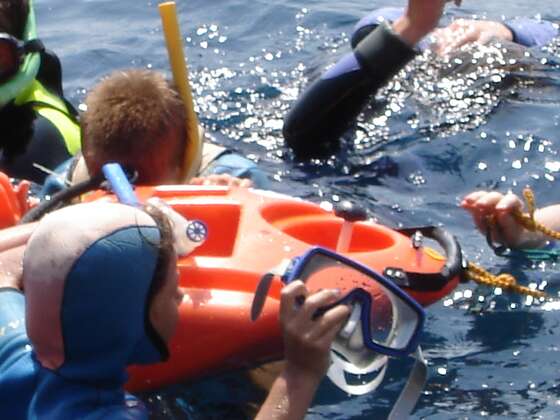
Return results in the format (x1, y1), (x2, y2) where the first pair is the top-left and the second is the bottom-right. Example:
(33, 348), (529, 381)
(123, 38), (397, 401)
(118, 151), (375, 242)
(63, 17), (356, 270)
(81, 69), (187, 184)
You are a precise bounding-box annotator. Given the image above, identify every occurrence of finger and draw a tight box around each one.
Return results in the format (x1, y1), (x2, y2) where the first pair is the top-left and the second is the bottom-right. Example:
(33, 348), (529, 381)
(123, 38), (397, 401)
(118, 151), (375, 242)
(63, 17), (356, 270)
(473, 191), (505, 211)
(280, 280), (308, 320)
(209, 174), (229, 185)
(471, 194), (502, 231)
(478, 31), (495, 45)
(433, 32), (454, 55)
(188, 177), (203, 185)
(494, 210), (526, 246)
(239, 178), (253, 188)
(445, 27), (480, 52)
(461, 190), (489, 208)
(314, 315), (350, 350)
(495, 193), (524, 213)
(308, 304), (351, 341)
(301, 289), (342, 320)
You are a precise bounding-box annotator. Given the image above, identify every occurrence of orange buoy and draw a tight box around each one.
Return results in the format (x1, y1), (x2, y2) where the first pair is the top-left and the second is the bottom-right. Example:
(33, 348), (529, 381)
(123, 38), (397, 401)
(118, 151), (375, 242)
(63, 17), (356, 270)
(83, 185), (459, 391)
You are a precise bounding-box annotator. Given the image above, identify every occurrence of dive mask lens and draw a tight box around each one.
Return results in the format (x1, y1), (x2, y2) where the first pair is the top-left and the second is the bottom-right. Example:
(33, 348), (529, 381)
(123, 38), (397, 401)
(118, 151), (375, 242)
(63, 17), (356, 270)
(287, 247), (425, 357)
(0, 34), (44, 83)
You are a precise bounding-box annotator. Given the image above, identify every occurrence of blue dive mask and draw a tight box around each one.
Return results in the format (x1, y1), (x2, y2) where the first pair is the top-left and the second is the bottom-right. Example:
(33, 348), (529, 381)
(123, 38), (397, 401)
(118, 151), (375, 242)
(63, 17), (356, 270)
(252, 246), (425, 359)
(286, 247), (425, 358)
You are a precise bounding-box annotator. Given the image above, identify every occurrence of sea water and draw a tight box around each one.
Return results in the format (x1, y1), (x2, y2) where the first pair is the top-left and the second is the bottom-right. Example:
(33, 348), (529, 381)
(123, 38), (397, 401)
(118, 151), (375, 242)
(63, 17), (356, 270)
(38, 0), (560, 418)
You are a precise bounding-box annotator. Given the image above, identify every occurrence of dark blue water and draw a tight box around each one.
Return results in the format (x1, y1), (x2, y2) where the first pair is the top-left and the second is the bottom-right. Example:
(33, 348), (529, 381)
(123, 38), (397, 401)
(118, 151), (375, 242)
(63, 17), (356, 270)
(38, 0), (560, 418)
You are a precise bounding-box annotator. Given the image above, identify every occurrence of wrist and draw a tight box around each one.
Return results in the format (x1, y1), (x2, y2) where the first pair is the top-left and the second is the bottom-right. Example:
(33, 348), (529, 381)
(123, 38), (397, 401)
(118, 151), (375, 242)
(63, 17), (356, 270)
(494, 22), (514, 41)
(283, 361), (325, 389)
(392, 16), (431, 47)
(513, 233), (548, 249)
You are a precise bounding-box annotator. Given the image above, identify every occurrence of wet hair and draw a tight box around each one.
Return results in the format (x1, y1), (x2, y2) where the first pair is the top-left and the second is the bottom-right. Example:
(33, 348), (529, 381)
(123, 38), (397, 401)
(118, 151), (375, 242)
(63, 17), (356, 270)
(0, 0), (29, 38)
(142, 203), (175, 357)
(142, 202), (175, 300)
(81, 69), (187, 184)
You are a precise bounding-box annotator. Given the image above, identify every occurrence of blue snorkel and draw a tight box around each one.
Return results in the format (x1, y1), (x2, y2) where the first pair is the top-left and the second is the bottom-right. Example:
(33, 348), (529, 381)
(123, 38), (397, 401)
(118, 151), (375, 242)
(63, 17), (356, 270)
(101, 164), (140, 207)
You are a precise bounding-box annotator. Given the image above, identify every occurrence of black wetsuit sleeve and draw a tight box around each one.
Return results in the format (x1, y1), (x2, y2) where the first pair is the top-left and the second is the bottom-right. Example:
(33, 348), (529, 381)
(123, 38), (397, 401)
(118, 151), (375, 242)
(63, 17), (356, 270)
(0, 111), (72, 184)
(283, 23), (415, 159)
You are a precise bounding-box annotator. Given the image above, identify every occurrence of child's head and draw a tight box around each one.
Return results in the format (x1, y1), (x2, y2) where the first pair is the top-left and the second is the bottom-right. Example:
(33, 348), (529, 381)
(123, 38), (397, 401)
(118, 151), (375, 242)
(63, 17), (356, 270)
(81, 69), (187, 184)
(0, 0), (29, 38)
(22, 201), (183, 379)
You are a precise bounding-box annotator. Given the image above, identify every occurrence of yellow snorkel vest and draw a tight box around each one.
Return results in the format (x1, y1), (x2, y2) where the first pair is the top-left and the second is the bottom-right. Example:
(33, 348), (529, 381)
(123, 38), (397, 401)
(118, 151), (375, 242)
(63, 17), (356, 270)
(14, 80), (81, 155)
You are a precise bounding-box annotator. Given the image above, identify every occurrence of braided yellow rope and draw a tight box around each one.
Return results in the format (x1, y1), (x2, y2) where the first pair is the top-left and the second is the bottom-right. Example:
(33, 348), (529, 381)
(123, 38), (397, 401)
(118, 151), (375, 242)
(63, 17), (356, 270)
(466, 262), (546, 298)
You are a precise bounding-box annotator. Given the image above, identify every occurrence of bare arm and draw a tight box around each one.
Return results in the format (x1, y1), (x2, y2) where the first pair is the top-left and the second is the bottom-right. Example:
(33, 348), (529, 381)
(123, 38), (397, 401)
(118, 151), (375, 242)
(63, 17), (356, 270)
(0, 223), (37, 290)
(255, 282), (350, 420)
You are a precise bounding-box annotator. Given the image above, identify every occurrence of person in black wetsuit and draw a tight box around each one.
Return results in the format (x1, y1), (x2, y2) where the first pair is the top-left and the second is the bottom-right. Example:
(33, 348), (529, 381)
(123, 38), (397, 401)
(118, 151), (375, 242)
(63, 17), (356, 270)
(283, 3), (558, 159)
(0, 0), (80, 184)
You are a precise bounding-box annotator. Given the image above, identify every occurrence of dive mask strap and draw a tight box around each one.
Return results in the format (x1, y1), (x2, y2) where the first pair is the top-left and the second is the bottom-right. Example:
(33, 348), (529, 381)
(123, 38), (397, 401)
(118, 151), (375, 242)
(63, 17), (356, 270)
(250, 258), (293, 321)
(387, 347), (427, 420)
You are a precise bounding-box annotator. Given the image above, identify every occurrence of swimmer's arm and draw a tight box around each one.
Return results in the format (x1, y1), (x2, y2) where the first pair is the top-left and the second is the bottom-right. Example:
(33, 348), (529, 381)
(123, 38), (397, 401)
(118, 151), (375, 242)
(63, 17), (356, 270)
(531, 204), (560, 245)
(283, 1), (448, 158)
(0, 289), (29, 371)
(255, 365), (322, 420)
(255, 282), (350, 420)
(282, 24), (414, 159)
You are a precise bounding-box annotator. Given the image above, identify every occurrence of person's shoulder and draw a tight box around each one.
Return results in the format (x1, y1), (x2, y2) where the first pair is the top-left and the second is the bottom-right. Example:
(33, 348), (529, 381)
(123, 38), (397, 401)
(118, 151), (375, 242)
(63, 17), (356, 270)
(504, 17), (559, 47)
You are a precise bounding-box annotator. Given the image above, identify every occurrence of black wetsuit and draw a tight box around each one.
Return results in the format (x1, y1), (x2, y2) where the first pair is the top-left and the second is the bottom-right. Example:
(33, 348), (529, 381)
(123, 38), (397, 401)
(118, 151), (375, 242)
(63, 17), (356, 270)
(0, 50), (78, 184)
(283, 23), (415, 159)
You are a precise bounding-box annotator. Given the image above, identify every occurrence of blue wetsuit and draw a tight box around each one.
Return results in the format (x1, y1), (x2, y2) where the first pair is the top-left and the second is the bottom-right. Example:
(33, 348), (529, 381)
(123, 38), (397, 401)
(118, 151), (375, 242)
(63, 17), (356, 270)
(0, 289), (36, 420)
(283, 8), (559, 158)
(0, 212), (168, 419)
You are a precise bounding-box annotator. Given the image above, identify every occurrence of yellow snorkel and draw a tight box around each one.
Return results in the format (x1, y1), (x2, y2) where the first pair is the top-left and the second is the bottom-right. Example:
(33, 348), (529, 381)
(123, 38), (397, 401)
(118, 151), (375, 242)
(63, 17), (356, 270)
(159, 1), (202, 181)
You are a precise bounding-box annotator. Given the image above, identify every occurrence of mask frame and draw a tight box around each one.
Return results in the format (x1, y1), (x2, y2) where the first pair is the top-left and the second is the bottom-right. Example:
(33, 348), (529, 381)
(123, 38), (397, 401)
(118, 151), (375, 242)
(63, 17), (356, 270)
(284, 246), (426, 358)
